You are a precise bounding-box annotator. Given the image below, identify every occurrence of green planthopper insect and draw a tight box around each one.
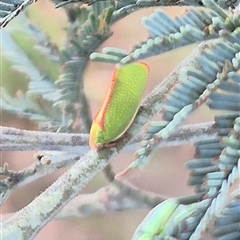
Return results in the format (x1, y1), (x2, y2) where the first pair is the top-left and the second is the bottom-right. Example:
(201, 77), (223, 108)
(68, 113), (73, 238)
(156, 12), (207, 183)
(89, 62), (149, 149)
(132, 198), (209, 240)
(132, 199), (179, 240)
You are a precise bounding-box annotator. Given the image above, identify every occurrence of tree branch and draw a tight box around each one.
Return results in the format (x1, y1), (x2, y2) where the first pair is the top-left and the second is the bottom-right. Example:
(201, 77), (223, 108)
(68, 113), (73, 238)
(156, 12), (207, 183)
(0, 121), (218, 152)
(0, 152), (80, 206)
(0, 126), (89, 153)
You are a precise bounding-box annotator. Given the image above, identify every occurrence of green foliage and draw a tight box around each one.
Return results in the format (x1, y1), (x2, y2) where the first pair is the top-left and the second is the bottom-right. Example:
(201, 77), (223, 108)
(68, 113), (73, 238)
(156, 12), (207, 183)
(11, 30), (59, 80)
(1, 58), (28, 95)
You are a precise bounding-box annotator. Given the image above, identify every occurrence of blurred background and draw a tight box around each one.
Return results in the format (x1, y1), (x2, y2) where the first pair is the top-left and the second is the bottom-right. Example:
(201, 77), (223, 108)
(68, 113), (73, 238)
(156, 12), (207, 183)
(1, 1), (215, 239)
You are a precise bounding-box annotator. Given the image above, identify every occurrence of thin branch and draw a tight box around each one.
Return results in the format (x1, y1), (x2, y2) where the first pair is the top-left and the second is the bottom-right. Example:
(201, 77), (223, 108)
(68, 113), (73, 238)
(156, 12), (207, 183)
(0, 0), (38, 28)
(101, 164), (168, 207)
(2, 184), (152, 222)
(0, 152), (80, 206)
(0, 126), (89, 153)
(0, 122), (218, 152)
(54, 0), (228, 9)
(54, 0), (110, 8)
(135, 0), (233, 9)
(49, 183), (165, 219)
(161, 121), (218, 147)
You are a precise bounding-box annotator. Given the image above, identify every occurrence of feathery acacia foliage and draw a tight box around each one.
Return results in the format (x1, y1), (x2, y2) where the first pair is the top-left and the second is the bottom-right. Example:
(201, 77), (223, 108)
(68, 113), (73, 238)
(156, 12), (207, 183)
(1, 0), (240, 239)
